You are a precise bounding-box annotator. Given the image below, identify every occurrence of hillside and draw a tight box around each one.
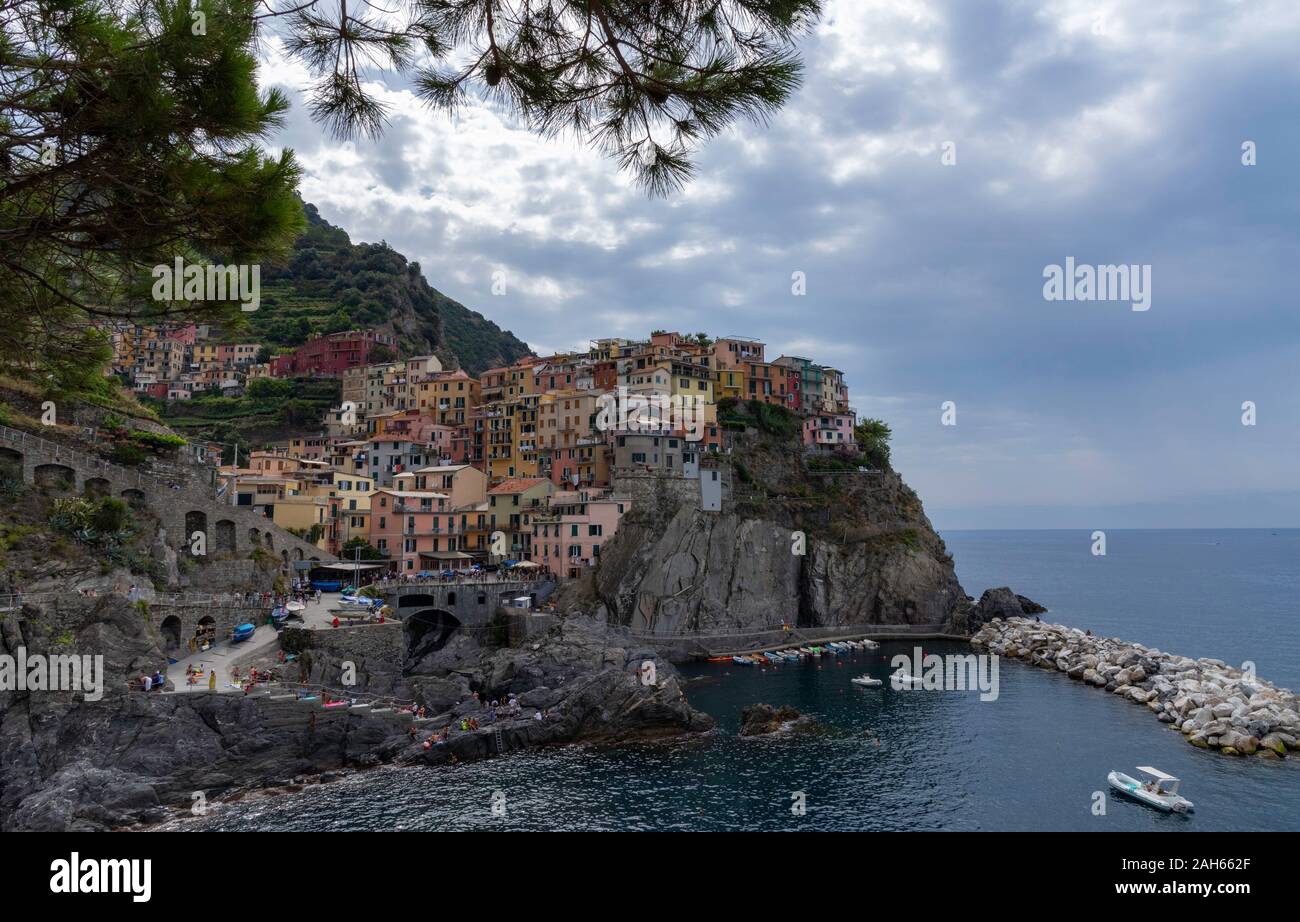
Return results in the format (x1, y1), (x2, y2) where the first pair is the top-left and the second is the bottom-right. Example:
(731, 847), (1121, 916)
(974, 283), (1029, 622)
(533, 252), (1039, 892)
(153, 377), (341, 454)
(227, 203), (533, 374)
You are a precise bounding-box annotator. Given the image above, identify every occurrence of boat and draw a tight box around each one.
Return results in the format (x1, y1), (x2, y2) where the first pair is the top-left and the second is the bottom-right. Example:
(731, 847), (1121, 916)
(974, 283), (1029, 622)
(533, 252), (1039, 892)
(859, 639), (880, 649)
(891, 669), (922, 687)
(707, 656), (733, 663)
(798, 647), (816, 656)
(338, 594), (380, 610)
(1107, 767), (1194, 814)
(285, 600), (306, 613)
(764, 652), (784, 664)
(231, 623), (256, 643)
(851, 674), (883, 687)
(731, 656), (755, 666)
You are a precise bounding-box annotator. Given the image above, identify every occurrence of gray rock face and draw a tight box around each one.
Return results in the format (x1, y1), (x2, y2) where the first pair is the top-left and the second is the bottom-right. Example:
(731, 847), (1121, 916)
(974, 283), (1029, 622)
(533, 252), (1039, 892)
(593, 484), (969, 639)
(1, 591), (712, 829)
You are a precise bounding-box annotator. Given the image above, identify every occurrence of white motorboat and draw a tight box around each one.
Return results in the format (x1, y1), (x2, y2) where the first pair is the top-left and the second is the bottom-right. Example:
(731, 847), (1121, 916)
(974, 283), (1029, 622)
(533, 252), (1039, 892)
(285, 600), (306, 613)
(851, 674), (883, 687)
(1107, 767), (1194, 813)
(859, 639), (880, 649)
(890, 669), (922, 688)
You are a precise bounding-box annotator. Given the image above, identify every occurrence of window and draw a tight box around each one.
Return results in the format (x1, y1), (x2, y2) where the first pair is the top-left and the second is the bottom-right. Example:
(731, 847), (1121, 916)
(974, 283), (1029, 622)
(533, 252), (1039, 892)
(588, 524), (602, 536)
(570, 524), (579, 537)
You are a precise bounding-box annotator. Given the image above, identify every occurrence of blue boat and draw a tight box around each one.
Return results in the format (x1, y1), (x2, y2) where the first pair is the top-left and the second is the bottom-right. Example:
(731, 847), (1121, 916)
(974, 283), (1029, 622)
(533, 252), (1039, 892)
(732, 656), (755, 666)
(311, 579), (343, 592)
(232, 623), (256, 643)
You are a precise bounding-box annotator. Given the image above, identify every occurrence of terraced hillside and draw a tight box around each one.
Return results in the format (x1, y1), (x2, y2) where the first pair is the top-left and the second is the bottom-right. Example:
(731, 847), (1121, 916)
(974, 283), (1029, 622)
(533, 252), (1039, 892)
(155, 378), (340, 454)
(216, 202), (532, 375)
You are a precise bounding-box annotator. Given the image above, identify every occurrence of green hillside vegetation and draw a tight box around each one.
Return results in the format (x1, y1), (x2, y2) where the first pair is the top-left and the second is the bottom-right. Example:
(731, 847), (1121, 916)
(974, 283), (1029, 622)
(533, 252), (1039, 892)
(150, 378), (340, 455)
(216, 203), (532, 375)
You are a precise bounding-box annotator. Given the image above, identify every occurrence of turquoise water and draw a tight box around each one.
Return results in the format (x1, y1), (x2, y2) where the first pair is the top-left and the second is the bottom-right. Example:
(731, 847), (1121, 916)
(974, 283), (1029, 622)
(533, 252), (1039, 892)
(185, 529), (1299, 831)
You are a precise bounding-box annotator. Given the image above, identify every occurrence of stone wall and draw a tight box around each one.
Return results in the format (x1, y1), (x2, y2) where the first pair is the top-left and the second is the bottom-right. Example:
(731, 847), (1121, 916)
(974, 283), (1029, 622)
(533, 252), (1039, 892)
(612, 467), (732, 516)
(153, 603), (270, 656)
(0, 425), (333, 569)
(378, 580), (558, 629)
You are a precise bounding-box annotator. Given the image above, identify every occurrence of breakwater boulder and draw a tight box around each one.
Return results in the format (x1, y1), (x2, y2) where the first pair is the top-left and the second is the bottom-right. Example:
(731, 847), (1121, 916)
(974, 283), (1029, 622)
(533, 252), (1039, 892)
(971, 618), (1300, 758)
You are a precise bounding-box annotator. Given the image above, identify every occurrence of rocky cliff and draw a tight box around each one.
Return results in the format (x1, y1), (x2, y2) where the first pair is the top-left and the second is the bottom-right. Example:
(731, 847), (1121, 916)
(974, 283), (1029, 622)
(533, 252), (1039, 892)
(0, 589), (710, 829)
(587, 415), (974, 640)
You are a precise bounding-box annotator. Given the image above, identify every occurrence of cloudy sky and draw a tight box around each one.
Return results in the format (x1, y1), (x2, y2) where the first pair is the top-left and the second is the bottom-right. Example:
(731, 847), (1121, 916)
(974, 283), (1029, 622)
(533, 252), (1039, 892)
(259, 0), (1300, 530)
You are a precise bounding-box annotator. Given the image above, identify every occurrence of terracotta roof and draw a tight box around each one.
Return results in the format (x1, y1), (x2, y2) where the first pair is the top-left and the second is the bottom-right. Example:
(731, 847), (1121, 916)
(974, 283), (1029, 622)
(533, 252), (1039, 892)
(488, 477), (550, 494)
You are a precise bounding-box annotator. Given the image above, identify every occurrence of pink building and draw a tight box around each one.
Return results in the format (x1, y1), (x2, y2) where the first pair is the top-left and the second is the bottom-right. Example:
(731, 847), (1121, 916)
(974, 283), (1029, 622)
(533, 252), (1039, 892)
(368, 489), (450, 573)
(531, 489), (632, 578)
(802, 413), (857, 452)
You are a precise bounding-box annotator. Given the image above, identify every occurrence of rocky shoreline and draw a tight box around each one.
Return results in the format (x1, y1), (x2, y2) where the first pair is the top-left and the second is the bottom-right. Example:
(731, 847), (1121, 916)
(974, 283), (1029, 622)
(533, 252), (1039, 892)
(972, 618), (1300, 758)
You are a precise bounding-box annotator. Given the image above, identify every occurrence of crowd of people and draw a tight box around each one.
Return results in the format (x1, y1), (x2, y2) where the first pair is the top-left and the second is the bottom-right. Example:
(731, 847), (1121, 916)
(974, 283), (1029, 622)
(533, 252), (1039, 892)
(379, 566), (555, 586)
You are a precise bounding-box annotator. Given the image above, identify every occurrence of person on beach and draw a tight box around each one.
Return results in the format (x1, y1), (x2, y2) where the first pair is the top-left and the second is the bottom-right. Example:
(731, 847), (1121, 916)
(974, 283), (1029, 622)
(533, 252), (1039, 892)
(209, 670), (216, 691)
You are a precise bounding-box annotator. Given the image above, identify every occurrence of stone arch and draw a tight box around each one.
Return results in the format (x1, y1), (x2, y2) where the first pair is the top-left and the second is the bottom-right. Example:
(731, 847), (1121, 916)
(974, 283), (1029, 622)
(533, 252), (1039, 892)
(248, 527), (261, 546)
(83, 476), (111, 498)
(214, 519), (236, 553)
(184, 511), (208, 545)
(33, 463), (75, 490)
(447, 591), (457, 606)
(0, 446), (23, 480)
(404, 608), (461, 664)
(263, 532), (273, 551)
(160, 615), (183, 651)
(280, 549), (290, 571)
(294, 547), (304, 561)
(121, 488), (146, 506)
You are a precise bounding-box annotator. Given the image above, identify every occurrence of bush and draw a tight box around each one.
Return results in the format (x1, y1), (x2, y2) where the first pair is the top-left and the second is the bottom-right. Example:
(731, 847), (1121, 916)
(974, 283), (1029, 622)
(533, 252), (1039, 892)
(91, 497), (130, 533)
(129, 429), (187, 451)
(111, 443), (147, 465)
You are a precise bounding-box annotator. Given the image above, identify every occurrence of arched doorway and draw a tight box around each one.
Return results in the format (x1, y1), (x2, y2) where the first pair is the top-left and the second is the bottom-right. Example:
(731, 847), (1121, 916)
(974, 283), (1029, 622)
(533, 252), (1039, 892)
(184, 511), (208, 544)
(84, 477), (111, 497)
(214, 519), (236, 553)
(196, 614), (217, 649)
(33, 463), (74, 490)
(0, 446), (22, 481)
(121, 488), (146, 506)
(160, 615), (182, 651)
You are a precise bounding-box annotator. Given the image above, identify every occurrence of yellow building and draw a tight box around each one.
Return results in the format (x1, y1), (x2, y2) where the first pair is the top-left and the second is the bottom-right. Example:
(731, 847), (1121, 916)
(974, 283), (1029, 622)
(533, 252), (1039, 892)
(270, 495), (331, 548)
(716, 368), (746, 402)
